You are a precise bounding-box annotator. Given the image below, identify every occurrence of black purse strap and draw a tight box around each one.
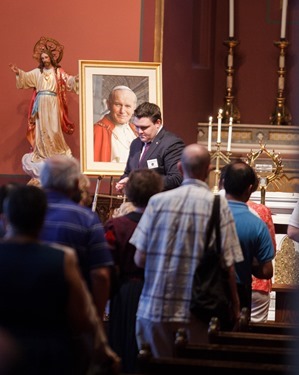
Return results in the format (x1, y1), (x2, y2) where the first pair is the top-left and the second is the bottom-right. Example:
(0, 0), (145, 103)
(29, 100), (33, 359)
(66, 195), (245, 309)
(204, 194), (221, 254)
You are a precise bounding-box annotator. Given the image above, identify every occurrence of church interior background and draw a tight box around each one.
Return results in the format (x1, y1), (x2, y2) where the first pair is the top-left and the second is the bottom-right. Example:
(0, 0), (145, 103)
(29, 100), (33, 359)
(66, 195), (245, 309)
(1, 0), (299, 322)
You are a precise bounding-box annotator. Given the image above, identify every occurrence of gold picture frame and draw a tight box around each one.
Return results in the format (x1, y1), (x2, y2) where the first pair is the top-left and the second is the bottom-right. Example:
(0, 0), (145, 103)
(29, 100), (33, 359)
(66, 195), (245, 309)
(79, 60), (163, 176)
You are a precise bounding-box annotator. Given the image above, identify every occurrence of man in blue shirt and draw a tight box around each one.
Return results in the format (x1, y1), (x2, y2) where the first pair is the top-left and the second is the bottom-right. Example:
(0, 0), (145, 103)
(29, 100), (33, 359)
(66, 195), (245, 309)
(224, 161), (274, 313)
(39, 155), (114, 319)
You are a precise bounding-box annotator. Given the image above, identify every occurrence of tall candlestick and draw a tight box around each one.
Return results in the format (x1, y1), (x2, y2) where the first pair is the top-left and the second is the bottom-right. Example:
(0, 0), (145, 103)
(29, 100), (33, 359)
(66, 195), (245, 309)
(217, 109), (223, 143)
(280, 0), (288, 39)
(279, 54), (285, 68)
(229, 0), (234, 38)
(228, 53), (233, 68)
(208, 116), (213, 152)
(227, 117), (233, 152)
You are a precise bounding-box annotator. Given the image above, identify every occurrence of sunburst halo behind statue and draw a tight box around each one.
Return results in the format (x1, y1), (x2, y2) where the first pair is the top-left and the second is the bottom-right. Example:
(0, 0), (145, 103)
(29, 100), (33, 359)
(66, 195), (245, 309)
(32, 36), (64, 63)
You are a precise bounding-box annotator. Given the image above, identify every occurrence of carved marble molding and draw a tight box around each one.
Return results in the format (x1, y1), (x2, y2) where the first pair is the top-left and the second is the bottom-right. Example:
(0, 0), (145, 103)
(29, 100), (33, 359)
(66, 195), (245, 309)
(198, 123), (299, 193)
(197, 123), (299, 155)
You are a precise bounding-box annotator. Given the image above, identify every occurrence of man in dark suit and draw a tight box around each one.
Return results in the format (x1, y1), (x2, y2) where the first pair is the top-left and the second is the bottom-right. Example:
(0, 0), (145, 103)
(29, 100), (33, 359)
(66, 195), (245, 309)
(115, 102), (185, 192)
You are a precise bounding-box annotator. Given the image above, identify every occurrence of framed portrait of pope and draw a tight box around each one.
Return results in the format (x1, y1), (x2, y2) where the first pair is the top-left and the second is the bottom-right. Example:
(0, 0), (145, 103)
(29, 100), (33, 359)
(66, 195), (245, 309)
(79, 60), (162, 176)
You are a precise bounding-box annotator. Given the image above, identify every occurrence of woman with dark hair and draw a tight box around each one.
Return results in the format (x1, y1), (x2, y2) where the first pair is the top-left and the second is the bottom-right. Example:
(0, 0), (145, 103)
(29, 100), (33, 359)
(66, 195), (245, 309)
(104, 169), (163, 373)
(0, 185), (120, 374)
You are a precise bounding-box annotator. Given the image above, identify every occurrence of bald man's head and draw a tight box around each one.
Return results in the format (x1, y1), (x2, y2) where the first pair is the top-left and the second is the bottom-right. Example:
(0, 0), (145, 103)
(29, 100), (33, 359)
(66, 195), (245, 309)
(179, 144), (211, 180)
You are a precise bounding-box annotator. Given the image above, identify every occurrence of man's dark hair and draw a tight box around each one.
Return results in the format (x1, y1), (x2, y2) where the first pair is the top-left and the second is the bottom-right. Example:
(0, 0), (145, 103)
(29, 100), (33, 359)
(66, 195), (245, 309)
(133, 102), (162, 124)
(125, 169), (163, 208)
(219, 159), (244, 190)
(219, 164), (229, 187)
(3, 185), (47, 236)
(223, 161), (258, 198)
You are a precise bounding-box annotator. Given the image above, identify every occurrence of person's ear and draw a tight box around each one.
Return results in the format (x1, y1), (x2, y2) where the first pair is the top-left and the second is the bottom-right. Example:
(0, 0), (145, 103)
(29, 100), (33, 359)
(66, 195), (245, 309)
(177, 161), (183, 175)
(207, 163), (214, 174)
(106, 95), (113, 111)
(203, 163), (213, 181)
(245, 185), (253, 201)
(249, 184), (255, 194)
(70, 178), (80, 195)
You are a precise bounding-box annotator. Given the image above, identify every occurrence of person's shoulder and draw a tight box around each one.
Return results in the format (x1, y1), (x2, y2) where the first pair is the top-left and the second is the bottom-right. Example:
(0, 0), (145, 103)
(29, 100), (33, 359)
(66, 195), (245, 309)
(48, 242), (80, 268)
(43, 241), (75, 255)
(246, 208), (269, 230)
(164, 129), (185, 145)
(156, 128), (184, 145)
(162, 128), (182, 138)
(39, 241), (78, 262)
(248, 201), (272, 218)
(54, 200), (101, 223)
(218, 193), (230, 207)
(76, 205), (101, 221)
(147, 188), (173, 204)
(130, 136), (142, 147)
(227, 200), (248, 213)
(104, 215), (122, 227)
(94, 115), (113, 129)
(105, 214), (133, 229)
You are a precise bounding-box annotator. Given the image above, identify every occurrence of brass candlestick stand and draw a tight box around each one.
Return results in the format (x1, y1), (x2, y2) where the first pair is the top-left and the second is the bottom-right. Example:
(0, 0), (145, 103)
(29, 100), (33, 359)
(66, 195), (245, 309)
(210, 144), (231, 194)
(209, 110), (232, 193)
(269, 40), (292, 125)
(222, 38), (241, 124)
(246, 143), (283, 205)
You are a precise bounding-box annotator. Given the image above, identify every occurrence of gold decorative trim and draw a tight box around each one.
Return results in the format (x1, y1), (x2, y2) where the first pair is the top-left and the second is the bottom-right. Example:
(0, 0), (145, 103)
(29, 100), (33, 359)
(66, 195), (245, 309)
(269, 132), (299, 142)
(154, 0), (164, 62)
(275, 236), (299, 284)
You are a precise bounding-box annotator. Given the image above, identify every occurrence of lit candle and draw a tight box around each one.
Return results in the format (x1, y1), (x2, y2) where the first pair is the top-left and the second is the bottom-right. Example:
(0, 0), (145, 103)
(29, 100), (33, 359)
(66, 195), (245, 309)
(227, 117), (233, 152)
(208, 116), (213, 152)
(217, 109), (223, 143)
(229, 0), (234, 38)
(280, 0), (288, 39)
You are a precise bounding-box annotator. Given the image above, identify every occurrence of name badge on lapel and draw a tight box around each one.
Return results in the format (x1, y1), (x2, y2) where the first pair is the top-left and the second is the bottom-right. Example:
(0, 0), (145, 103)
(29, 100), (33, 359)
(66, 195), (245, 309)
(147, 159), (158, 169)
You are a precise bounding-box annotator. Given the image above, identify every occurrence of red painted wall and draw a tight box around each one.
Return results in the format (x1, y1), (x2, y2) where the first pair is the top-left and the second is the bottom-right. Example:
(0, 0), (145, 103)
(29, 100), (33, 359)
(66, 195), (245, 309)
(213, 0), (299, 125)
(0, 0), (144, 182)
(162, 0), (299, 145)
(1, 0), (299, 185)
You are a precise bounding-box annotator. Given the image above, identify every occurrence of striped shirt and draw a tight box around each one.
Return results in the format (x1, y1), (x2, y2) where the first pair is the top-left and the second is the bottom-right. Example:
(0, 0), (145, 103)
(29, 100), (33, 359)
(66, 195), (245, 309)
(130, 179), (243, 323)
(39, 190), (113, 289)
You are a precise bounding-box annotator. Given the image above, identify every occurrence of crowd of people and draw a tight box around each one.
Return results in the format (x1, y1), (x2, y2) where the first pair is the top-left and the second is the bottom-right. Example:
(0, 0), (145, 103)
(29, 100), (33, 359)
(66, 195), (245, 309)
(1, 96), (299, 373)
(6, 37), (298, 373)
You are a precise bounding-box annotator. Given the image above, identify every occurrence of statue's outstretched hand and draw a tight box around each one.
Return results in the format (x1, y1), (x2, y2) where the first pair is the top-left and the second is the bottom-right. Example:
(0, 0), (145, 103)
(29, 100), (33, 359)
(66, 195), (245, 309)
(9, 64), (19, 75)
